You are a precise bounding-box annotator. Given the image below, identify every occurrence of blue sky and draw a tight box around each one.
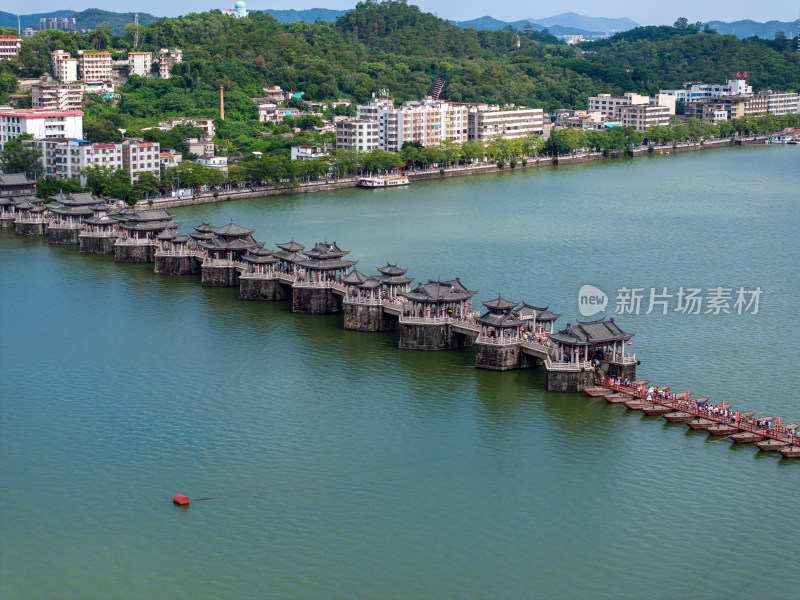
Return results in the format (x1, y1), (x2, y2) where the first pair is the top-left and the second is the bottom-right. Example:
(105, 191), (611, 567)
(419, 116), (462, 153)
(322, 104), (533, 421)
(20, 0), (800, 26)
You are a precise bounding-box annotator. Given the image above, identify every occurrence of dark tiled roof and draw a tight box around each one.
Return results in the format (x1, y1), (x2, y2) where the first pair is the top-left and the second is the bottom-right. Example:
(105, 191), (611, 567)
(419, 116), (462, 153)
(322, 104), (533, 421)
(213, 221), (254, 237)
(377, 274), (413, 285)
(549, 317), (633, 346)
(477, 311), (524, 328)
(377, 262), (407, 276)
(482, 294), (517, 312)
(402, 278), (477, 303)
(516, 302), (560, 322)
(0, 173), (34, 186)
(273, 249), (305, 263)
(298, 257), (356, 270)
(342, 269), (369, 285)
(276, 239), (304, 252)
(304, 240), (349, 259)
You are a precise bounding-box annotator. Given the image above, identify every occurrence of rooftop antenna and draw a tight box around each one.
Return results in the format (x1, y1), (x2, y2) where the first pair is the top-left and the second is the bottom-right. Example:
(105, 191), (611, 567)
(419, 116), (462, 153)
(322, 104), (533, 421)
(134, 13), (139, 50)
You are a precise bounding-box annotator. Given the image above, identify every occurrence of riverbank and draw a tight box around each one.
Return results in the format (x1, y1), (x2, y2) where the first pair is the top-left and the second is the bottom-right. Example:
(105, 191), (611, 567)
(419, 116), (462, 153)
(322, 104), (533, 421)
(149, 136), (767, 209)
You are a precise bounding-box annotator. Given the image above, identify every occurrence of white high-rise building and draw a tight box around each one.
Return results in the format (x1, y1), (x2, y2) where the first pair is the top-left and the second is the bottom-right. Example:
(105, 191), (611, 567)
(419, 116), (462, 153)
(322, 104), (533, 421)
(127, 52), (152, 77)
(0, 108), (83, 149)
(51, 50), (78, 83)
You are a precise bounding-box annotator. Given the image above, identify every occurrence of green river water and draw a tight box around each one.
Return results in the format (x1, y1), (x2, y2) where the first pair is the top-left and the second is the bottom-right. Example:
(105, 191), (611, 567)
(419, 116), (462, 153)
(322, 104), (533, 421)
(1, 146), (798, 599)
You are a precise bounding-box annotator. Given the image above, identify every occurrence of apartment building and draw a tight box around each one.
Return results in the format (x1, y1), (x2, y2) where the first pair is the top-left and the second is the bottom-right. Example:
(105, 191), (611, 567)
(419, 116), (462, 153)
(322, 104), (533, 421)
(335, 120), (379, 151)
(466, 105), (544, 142)
(659, 79), (752, 103)
(51, 50), (78, 83)
(77, 50), (112, 83)
(159, 118), (216, 138)
(183, 136), (215, 158)
(762, 92), (799, 116)
(31, 84), (85, 111)
(587, 93), (650, 119)
(29, 138), (123, 179)
(0, 35), (22, 60)
(254, 103), (301, 124)
(617, 104), (671, 132)
(121, 140), (161, 184)
(40, 17), (76, 31)
(127, 52), (152, 77)
(0, 108), (83, 149)
(158, 49), (182, 79)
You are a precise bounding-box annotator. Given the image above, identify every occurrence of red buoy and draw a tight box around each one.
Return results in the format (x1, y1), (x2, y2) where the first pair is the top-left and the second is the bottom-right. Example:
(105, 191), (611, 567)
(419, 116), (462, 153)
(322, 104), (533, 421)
(173, 494), (190, 506)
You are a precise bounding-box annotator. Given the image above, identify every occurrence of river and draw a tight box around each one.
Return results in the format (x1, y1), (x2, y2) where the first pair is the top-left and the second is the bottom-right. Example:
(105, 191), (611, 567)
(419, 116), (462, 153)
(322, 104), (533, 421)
(1, 146), (798, 599)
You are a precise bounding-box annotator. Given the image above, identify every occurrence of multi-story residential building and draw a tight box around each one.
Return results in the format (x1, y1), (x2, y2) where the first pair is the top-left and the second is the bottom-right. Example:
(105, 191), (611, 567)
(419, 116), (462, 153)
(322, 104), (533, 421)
(28, 138), (162, 184)
(158, 49), (182, 79)
(121, 140), (161, 184)
(46, 139), (122, 179)
(659, 79), (752, 103)
(160, 149), (182, 168)
(617, 104), (671, 132)
(291, 145), (328, 161)
(51, 50), (78, 83)
(254, 103), (301, 124)
(0, 108), (83, 149)
(40, 17), (76, 31)
(77, 50), (112, 83)
(465, 105), (544, 142)
(22, 27), (36, 39)
(587, 93), (650, 119)
(0, 35), (22, 60)
(761, 92), (799, 116)
(31, 84), (85, 111)
(352, 94), (469, 152)
(335, 120), (379, 151)
(159, 118), (216, 138)
(127, 52), (152, 77)
(183, 136), (215, 158)
(198, 156), (228, 173)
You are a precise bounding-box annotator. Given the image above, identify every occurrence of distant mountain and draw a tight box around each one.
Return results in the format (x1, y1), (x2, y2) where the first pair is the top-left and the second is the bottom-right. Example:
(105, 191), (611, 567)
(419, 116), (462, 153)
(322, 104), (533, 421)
(263, 8), (349, 23)
(0, 8), (158, 35)
(451, 16), (602, 38)
(705, 19), (798, 39)
(0, 10), (75, 30)
(532, 12), (638, 32)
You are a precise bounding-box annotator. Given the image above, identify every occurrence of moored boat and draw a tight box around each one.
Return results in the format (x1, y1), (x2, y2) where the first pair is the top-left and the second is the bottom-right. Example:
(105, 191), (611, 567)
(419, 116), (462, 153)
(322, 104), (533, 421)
(663, 411), (694, 423)
(357, 175), (410, 188)
(605, 393), (632, 403)
(707, 423), (739, 436)
(778, 445), (800, 458)
(730, 431), (764, 443)
(641, 405), (673, 416)
(623, 400), (650, 410)
(686, 418), (714, 430)
(584, 387), (613, 397)
(755, 439), (790, 452)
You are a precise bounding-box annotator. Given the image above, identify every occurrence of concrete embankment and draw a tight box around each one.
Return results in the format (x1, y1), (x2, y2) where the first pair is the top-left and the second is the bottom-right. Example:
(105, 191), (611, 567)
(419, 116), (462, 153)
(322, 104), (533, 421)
(152, 136), (765, 210)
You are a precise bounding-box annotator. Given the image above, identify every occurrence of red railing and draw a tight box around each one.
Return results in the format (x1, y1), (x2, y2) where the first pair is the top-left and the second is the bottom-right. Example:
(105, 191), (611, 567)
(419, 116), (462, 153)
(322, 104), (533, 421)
(593, 376), (799, 446)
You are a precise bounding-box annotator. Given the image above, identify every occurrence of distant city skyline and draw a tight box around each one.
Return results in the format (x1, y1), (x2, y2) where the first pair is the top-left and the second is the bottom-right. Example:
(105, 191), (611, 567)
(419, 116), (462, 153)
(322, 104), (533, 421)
(12, 0), (800, 27)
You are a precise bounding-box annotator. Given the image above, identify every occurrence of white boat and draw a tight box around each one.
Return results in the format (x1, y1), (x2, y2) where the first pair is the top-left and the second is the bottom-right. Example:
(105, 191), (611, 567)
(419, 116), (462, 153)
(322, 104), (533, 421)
(357, 175), (409, 188)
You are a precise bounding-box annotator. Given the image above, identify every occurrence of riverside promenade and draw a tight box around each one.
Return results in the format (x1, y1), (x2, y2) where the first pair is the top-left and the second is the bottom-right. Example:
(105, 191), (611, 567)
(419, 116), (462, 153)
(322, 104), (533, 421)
(151, 136), (764, 210)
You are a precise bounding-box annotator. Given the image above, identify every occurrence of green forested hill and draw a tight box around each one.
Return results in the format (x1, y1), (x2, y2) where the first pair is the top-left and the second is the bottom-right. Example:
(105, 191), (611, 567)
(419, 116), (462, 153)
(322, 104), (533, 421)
(2, 0), (798, 124)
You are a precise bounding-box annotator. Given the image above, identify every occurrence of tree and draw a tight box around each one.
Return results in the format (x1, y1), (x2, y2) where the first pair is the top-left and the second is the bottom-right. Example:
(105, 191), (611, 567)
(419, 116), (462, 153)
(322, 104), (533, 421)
(0, 137), (42, 180)
(36, 175), (83, 199)
(673, 17), (689, 29)
(135, 171), (160, 198)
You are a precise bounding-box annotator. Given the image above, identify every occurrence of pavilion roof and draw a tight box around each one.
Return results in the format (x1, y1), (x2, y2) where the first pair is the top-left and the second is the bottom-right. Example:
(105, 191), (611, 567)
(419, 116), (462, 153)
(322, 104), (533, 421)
(516, 302), (561, 322)
(377, 262), (407, 276)
(83, 215), (116, 225)
(378, 274), (413, 285)
(482, 294), (518, 312)
(298, 257), (356, 270)
(212, 221), (254, 237)
(342, 268), (369, 285)
(402, 278), (477, 303)
(549, 317), (633, 346)
(119, 220), (179, 232)
(276, 239), (304, 253)
(194, 222), (217, 233)
(272, 249), (305, 263)
(48, 204), (94, 216)
(0, 173), (34, 186)
(304, 240), (349, 259)
(477, 311), (524, 328)
(117, 208), (175, 222)
(203, 237), (262, 251)
(359, 279), (382, 290)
